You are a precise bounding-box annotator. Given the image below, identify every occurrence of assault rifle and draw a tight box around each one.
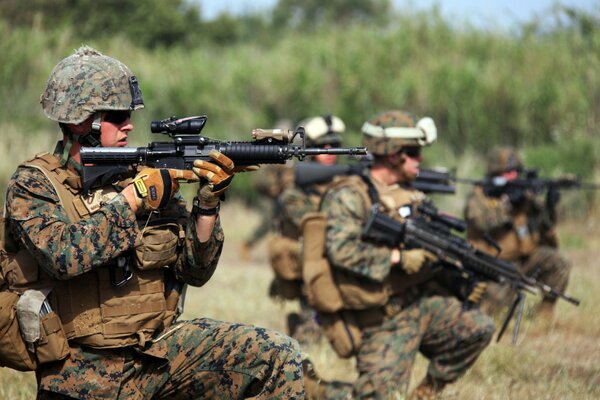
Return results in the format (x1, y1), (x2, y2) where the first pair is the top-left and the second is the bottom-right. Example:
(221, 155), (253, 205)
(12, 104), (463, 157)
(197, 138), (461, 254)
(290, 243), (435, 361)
(456, 168), (600, 194)
(80, 115), (367, 193)
(361, 201), (580, 344)
(455, 169), (600, 222)
(294, 162), (455, 194)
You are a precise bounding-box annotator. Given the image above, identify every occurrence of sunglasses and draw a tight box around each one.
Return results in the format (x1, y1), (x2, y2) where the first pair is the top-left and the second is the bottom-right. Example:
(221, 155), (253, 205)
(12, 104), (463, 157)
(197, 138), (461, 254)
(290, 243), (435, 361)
(402, 146), (422, 159)
(103, 111), (131, 125)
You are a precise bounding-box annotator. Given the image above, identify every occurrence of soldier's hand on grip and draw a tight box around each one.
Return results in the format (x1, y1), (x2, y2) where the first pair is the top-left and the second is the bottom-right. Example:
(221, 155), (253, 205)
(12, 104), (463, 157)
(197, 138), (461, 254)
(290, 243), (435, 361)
(400, 249), (437, 274)
(132, 168), (198, 211)
(193, 150), (235, 209)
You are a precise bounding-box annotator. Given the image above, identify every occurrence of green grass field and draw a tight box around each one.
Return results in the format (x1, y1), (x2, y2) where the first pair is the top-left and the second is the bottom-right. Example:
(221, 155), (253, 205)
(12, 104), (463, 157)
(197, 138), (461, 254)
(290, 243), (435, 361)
(1, 202), (598, 399)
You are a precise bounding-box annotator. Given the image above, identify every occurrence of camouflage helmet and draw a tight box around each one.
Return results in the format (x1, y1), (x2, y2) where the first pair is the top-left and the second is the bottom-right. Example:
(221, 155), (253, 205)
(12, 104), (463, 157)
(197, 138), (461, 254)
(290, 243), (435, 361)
(487, 146), (523, 175)
(361, 110), (437, 156)
(40, 46), (144, 124)
(301, 114), (345, 147)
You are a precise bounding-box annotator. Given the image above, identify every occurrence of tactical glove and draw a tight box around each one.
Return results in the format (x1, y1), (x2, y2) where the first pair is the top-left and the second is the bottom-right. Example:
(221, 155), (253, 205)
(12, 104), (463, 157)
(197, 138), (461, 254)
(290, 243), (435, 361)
(400, 249), (437, 274)
(132, 168), (198, 211)
(193, 150), (236, 209)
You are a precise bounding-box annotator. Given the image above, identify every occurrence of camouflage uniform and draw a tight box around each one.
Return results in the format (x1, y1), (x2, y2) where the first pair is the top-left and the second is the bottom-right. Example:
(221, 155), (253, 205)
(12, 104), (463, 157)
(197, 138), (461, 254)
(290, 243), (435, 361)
(316, 177), (494, 399)
(4, 46), (304, 399)
(464, 185), (571, 314)
(301, 110), (493, 399)
(268, 115), (346, 346)
(5, 153), (304, 400)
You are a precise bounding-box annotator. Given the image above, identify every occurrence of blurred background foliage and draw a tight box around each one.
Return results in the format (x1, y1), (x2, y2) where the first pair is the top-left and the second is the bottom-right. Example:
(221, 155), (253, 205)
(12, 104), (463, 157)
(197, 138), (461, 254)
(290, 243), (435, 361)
(0, 0), (599, 213)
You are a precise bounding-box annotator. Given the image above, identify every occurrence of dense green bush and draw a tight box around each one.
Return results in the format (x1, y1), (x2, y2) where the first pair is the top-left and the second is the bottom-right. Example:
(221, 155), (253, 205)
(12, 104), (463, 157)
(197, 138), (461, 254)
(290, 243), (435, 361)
(0, 6), (598, 211)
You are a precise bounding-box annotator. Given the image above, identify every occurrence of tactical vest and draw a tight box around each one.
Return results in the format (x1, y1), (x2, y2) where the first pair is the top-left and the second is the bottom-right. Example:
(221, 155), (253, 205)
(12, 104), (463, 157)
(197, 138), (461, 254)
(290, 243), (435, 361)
(268, 185), (324, 289)
(4, 152), (182, 350)
(467, 187), (539, 261)
(301, 174), (433, 358)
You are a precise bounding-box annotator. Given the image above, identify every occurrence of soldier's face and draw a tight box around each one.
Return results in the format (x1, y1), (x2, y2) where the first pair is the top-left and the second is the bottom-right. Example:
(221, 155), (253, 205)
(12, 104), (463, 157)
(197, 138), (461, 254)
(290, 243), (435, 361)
(100, 111), (133, 147)
(314, 145), (337, 165)
(387, 151), (421, 183)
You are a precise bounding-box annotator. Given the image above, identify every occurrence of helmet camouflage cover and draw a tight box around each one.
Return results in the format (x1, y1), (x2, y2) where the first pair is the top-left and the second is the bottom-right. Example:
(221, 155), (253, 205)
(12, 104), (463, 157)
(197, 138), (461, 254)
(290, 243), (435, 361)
(40, 46), (144, 124)
(301, 114), (345, 147)
(362, 110), (437, 155)
(487, 146), (523, 175)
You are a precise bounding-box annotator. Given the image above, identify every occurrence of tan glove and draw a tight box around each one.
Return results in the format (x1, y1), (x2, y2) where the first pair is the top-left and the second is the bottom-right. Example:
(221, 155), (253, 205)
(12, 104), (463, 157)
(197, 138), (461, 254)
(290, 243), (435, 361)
(400, 249), (438, 275)
(193, 150), (235, 209)
(132, 168), (198, 211)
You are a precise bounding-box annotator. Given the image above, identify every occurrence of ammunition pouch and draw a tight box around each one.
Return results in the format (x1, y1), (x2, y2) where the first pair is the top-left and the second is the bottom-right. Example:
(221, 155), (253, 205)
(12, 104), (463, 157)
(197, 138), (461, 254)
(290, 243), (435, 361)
(0, 288), (70, 372)
(268, 235), (302, 281)
(134, 222), (183, 271)
(319, 311), (362, 359)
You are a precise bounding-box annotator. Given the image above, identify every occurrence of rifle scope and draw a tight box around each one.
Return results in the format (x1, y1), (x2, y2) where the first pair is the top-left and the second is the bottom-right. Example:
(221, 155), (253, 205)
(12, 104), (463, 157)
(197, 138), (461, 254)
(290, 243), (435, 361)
(151, 116), (207, 135)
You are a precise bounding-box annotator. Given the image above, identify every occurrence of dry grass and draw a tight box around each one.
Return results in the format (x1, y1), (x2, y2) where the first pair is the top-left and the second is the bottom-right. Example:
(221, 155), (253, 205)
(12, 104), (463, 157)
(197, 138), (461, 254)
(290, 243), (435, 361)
(1, 202), (599, 400)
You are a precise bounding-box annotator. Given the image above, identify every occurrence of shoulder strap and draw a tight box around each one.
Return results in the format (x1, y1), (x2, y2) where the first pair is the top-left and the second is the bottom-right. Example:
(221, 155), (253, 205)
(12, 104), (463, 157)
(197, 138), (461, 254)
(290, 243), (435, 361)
(21, 153), (87, 221)
(320, 173), (380, 212)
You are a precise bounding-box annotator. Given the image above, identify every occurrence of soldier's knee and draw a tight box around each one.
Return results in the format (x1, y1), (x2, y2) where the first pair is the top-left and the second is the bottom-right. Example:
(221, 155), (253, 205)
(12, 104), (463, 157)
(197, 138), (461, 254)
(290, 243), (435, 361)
(264, 329), (302, 358)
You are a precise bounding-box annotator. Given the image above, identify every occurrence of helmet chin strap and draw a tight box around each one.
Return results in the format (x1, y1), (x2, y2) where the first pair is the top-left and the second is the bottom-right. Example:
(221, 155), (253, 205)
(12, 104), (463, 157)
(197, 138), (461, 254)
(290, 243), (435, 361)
(59, 113), (102, 164)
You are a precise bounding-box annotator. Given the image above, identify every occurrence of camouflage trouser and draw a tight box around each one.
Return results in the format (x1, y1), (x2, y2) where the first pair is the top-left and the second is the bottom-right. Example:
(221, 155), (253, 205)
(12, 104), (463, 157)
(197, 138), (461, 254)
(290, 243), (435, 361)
(481, 246), (572, 315)
(320, 296), (495, 399)
(37, 318), (304, 400)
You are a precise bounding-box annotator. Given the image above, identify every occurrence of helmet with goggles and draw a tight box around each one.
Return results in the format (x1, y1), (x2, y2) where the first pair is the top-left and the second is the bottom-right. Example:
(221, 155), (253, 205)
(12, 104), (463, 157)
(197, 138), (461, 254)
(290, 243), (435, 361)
(487, 146), (523, 176)
(301, 114), (345, 147)
(40, 46), (144, 125)
(362, 110), (437, 156)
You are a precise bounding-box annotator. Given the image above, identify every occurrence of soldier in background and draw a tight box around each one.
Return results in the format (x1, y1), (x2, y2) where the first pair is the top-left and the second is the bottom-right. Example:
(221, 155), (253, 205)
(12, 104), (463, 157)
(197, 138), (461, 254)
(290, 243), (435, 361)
(239, 119), (295, 262)
(303, 110), (494, 399)
(463, 146), (572, 318)
(268, 114), (346, 345)
(2, 46), (303, 399)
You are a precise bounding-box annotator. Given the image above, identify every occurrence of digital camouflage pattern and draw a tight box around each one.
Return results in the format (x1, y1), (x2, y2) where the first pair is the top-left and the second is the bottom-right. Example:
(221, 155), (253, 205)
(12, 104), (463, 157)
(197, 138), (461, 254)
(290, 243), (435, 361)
(37, 318), (304, 400)
(41, 46), (144, 124)
(317, 177), (494, 398)
(321, 185), (392, 282)
(5, 153), (304, 398)
(315, 297), (494, 399)
(278, 185), (323, 239)
(464, 185), (571, 310)
(5, 160), (222, 280)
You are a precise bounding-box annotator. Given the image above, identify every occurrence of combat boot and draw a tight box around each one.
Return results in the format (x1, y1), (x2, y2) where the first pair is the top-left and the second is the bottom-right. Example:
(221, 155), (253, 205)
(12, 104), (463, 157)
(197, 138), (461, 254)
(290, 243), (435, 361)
(409, 375), (446, 400)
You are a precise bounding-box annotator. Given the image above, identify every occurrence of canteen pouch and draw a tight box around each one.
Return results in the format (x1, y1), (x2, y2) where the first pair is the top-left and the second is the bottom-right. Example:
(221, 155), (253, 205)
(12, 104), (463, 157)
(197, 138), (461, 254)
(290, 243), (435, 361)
(135, 223), (182, 271)
(35, 311), (70, 365)
(319, 311), (361, 359)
